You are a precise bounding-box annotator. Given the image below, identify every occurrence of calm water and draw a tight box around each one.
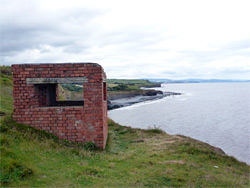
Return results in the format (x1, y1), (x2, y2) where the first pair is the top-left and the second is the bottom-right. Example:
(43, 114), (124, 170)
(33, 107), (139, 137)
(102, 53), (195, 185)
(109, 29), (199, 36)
(108, 83), (250, 164)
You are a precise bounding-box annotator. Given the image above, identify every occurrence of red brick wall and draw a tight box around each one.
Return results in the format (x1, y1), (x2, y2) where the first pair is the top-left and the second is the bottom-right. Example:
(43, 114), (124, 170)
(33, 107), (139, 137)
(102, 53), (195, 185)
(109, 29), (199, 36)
(11, 63), (108, 149)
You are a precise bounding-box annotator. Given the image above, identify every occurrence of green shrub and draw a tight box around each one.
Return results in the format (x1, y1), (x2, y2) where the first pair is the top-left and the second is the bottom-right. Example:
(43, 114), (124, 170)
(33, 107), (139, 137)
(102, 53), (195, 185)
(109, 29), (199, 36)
(109, 84), (130, 91)
(0, 123), (9, 133)
(0, 135), (10, 146)
(0, 66), (13, 86)
(108, 119), (116, 127)
(145, 125), (165, 134)
(0, 159), (34, 185)
(83, 141), (98, 151)
(0, 146), (13, 157)
(61, 84), (83, 92)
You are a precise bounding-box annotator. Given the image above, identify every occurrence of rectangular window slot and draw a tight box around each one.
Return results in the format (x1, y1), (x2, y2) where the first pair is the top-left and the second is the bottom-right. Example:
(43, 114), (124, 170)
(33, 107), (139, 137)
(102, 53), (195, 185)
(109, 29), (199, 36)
(35, 83), (84, 107)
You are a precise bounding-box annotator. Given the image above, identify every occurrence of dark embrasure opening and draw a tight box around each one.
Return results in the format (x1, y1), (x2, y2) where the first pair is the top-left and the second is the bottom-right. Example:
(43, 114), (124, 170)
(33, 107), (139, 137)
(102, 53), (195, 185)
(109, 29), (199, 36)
(34, 84), (84, 107)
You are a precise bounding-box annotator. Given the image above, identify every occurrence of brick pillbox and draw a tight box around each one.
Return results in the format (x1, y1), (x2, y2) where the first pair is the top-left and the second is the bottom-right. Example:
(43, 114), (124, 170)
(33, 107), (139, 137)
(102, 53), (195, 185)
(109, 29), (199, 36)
(11, 63), (108, 149)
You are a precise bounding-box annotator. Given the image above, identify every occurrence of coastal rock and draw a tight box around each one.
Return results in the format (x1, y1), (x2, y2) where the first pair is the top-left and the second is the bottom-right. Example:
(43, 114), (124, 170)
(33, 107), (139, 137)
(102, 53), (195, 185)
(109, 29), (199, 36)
(108, 89), (164, 100)
(108, 91), (181, 110)
(108, 104), (124, 110)
(143, 90), (163, 96)
(143, 90), (157, 96)
(108, 91), (140, 100)
(141, 83), (161, 88)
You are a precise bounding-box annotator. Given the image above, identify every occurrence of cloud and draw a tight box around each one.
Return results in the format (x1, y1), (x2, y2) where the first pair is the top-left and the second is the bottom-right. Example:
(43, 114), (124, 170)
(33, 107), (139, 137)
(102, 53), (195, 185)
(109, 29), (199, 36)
(1, 0), (103, 56)
(1, 0), (250, 79)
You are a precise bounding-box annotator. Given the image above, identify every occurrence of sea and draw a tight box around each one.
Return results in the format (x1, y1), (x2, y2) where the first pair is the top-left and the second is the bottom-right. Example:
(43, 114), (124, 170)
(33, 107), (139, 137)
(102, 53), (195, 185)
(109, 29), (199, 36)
(108, 82), (250, 164)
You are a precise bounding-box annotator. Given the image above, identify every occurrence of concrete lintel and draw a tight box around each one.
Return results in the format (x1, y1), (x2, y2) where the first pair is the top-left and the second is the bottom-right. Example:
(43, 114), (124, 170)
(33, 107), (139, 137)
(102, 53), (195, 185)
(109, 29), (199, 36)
(26, 77), (88, 84)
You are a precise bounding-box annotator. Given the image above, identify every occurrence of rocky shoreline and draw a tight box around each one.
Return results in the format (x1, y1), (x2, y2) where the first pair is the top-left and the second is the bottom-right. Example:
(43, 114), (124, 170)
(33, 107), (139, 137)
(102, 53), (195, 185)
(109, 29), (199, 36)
(108, 90), (181, 110)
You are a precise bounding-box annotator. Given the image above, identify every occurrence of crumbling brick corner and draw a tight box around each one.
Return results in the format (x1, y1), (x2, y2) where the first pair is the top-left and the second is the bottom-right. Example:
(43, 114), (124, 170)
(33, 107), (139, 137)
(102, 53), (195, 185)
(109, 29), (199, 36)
(11, 63), (108, 149)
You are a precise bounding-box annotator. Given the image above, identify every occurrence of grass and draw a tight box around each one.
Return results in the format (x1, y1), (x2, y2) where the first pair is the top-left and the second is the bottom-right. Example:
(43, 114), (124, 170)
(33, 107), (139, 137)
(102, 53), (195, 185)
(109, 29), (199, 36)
(107, 79), (152, 85)
(0, 66), (250, 187)
(107, 79), (160, 91)
(0, 66), (12, 87)
(1, 117), (249, 187)
(57, 79), (159, 100)
(0, 66), (13, 115)
(106, 79), (162, 101)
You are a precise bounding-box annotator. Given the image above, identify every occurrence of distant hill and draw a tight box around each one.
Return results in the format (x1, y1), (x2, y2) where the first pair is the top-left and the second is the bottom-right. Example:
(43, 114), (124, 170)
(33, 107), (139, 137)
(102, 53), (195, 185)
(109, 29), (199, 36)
(147, 78), (250, 83)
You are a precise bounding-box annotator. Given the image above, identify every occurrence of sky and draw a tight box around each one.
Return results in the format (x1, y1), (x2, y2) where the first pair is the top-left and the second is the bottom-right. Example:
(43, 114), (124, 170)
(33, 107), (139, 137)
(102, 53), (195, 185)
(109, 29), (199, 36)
(1, 0), (250, 79)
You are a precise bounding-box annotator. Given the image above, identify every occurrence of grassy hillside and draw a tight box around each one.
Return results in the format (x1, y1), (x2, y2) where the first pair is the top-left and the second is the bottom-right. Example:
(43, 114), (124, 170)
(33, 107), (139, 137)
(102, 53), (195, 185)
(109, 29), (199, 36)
(107, 79), (161, 91)
(0, 66), (249, 187)
(107, 79), (154, 85)
(0, 66), (13, 115)
(59, 79), (160, 100)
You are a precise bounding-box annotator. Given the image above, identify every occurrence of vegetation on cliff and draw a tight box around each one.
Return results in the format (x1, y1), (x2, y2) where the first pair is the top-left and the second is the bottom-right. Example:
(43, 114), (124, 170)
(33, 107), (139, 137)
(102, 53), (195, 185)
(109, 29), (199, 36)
(58, 79), (161, 101)
(106, 79), (163, 104)
(107, 79), (161, 91)
(58, 78), (162, 102)
(0, 66), (249, 187)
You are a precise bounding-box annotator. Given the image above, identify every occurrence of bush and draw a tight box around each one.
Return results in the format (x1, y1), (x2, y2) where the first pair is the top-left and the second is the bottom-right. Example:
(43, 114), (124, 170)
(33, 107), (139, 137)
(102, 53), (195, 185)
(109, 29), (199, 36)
(0, 135), (9, 146)
(0, 159), (34, 185)
(0, 123), (9, 133)
(109, 84), (130, 91)
(145, 125), (165, 134)
(61, 84), (83, 92)
(108, 119), (116, 127)
(83, 142), (98, 151)
(0, 66), (13, 86)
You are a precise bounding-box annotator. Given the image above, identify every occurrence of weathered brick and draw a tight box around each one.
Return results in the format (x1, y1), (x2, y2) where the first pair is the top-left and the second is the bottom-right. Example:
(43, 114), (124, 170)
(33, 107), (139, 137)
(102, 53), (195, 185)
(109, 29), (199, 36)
(11, 63), (108, 149)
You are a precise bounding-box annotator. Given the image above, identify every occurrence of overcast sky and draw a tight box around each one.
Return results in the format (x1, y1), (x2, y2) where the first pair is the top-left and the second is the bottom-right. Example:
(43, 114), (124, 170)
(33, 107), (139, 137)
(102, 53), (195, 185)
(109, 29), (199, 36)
(1, 0), (250, 79)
